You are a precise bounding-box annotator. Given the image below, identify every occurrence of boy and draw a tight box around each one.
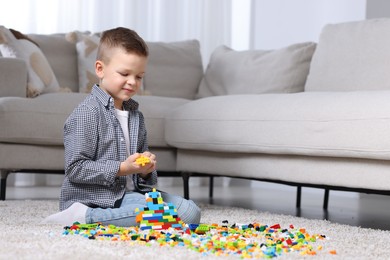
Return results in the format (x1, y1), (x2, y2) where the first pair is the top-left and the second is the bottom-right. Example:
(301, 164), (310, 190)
(45, 27), (201, 226)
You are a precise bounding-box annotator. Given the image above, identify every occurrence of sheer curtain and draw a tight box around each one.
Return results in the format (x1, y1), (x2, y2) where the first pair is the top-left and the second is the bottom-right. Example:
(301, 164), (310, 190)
(1, 0), (251, 187)
(0, 0), (251, 65)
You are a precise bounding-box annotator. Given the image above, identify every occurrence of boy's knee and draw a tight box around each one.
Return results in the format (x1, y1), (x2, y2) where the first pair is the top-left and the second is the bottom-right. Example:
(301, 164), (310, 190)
(180, 200), (201, 224)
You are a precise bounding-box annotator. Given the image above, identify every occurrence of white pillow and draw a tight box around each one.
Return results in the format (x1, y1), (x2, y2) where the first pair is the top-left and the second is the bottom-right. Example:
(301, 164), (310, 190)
(65, 31), (99, 93)
(0, 26), (60, 97)
(75, 34), (100, 93)
(196, 43), (316, 98)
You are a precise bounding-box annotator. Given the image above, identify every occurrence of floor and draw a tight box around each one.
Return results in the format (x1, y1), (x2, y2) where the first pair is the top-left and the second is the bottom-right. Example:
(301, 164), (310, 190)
(5, 176), (390, 231)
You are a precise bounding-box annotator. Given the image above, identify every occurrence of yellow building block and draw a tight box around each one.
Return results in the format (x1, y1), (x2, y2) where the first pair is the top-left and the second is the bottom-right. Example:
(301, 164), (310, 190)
(136, 156), (151, 166)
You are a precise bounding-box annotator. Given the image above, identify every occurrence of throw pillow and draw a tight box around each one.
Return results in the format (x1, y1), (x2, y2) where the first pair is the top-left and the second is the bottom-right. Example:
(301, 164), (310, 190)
(9, 28), (40, 47)
(0, 26), (60, 97)
(74, 33), (100, 93)
(65, 31), (99, 93)
(196, 42), (316, 98)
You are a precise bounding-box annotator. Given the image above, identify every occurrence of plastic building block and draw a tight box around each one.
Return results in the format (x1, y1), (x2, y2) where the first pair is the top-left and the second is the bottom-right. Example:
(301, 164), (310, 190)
(135, 155), (151, 166)
(194, 224), (210, 234)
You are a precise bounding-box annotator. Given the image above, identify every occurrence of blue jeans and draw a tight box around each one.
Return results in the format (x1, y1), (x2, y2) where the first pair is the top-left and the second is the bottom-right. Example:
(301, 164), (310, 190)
(85, 191), (201, 227)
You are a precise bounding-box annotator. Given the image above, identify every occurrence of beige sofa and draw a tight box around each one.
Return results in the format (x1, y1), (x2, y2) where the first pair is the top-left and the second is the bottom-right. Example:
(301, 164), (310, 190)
(2, 19), (390, 209)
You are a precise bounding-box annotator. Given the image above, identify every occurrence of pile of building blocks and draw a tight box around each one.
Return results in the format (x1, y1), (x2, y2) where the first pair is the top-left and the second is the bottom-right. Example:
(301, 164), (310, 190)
(135, 188), (185, 230)
(63, 188), (336, 258)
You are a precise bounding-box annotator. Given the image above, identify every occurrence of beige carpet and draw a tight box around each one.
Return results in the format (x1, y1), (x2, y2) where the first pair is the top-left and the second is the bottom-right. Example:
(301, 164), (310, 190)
(1, 200), (390, 259)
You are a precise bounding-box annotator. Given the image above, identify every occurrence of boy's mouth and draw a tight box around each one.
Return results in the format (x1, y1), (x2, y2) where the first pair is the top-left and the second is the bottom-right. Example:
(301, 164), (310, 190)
(123, 88), (135, 93)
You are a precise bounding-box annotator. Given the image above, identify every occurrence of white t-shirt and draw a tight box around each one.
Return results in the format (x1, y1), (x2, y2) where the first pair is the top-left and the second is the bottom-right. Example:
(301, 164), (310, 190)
(115, 108), (134, 190)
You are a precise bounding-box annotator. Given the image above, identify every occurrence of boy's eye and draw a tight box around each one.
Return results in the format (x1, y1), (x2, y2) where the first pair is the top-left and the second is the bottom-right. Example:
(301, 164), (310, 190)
(119, 72), (128, 76)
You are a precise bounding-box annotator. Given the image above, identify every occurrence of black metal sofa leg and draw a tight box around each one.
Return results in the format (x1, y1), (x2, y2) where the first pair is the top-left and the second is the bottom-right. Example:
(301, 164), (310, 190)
(181, 172), (191, 200)
(180, 172), (214, 200)
(296, 186), (302, 208)
(323, 188), (330, 210)
(209, 176), (214, 198)
(0, 170), (11, 200)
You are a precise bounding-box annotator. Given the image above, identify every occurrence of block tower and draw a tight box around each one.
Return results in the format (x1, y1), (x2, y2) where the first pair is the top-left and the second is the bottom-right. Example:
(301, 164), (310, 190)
(135, 188), (185, 230)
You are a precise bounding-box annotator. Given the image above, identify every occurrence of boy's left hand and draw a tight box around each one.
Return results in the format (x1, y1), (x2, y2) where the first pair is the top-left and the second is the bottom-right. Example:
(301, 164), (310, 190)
(117, 152), (156, 177)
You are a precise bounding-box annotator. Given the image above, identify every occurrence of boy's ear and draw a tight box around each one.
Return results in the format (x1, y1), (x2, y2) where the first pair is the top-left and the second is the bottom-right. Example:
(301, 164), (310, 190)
(95, 60), (104, 78)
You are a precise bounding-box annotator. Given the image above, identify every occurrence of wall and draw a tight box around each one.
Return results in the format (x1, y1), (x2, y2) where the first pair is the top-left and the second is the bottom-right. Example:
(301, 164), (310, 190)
(250, 0), (366, 50)
(366, 0), (390, 18)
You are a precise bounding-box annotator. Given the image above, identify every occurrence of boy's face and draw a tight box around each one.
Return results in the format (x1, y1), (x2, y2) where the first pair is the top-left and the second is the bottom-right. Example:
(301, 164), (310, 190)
(95, 47), (147, 109)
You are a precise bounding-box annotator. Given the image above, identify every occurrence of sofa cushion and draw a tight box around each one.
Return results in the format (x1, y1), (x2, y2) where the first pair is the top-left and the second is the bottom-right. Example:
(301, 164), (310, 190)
(28, 33), (79, 93)
(145, 40), (203, 99)
(133, 96), (190, 147)
(0, 26), (60, 97)
(0, 93), (190, 148)
(0, 58), (28, 97)
(0, 93), (88, 145)
(196, 42), (316, 98)
(305, 18), (390, 92)
(166, 91), (390, 160)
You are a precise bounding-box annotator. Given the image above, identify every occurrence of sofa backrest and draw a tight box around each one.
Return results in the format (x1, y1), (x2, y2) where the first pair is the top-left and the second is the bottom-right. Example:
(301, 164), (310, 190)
(145, 40), (203, 99)
(28, 34), (79, 93)
(305, 18), (390, 92)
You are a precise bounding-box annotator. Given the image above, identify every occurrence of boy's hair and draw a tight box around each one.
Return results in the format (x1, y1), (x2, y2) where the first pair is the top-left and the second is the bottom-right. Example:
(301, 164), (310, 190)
(97, 27), (149, 63)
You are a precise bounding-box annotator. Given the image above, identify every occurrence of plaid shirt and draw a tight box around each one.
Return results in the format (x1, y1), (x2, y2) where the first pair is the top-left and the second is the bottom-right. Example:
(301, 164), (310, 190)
(60, 85), (157, 210)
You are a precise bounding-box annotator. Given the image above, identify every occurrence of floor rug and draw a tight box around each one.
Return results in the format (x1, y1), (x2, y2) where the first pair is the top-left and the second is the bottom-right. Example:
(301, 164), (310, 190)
(1, 200), (389, 259)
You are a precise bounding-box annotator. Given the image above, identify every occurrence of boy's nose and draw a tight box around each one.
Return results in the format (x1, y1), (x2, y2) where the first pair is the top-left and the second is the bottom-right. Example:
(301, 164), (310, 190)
(127, 77), (136, 85)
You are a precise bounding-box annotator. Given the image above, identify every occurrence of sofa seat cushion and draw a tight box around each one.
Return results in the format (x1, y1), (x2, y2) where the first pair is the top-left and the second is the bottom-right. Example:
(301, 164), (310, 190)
(133, 95), (191, 147)
(0, 93), (190, 148)
(0, 93), (88, 145)
(165, 91), (390, 160)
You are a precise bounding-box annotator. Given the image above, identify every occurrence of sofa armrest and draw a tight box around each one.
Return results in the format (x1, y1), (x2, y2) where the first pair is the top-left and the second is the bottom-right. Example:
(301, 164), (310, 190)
(0, 58), (27, 97)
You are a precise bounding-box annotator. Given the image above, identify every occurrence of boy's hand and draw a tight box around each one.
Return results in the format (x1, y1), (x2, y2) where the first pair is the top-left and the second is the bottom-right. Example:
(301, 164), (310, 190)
(117, 152), (156, 177)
